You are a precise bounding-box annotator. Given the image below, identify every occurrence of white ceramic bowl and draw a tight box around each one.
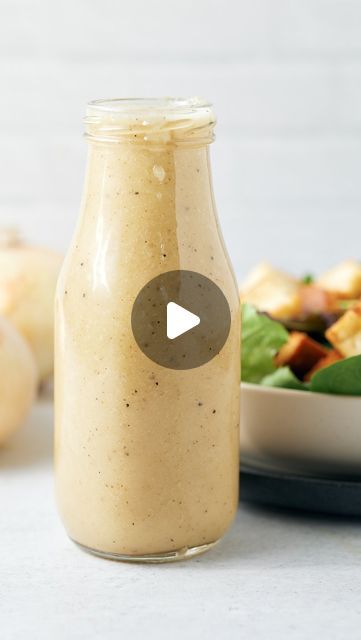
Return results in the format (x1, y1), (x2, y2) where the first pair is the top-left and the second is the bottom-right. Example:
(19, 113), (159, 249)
(241, 383), (361, 475)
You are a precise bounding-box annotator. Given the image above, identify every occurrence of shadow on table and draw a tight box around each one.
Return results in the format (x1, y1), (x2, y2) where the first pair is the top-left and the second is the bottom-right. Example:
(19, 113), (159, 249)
(0, 398), (53, 470)
(165, 500), (361, 570)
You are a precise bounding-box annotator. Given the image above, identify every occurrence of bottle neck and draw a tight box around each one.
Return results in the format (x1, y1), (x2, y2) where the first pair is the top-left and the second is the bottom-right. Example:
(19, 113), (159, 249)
(81, 97), (216, 222)
(81, 139), (215, 223)
(75, 137), (219, 288)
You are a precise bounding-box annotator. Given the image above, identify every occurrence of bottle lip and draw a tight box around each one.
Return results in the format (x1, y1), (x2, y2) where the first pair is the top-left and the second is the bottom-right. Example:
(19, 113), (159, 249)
(87, 96), (213, 116)
(85, 97), (215, 145)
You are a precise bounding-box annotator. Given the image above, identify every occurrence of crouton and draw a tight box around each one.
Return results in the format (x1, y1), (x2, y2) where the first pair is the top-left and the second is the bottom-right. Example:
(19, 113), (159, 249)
(275, 331), (329, 379)
(316, 260), (361, 298)
(240, 262), (279, 292)
(326, 303), (361, 357)
(240, 263), (301, 319)
(304, 349), (342, 381)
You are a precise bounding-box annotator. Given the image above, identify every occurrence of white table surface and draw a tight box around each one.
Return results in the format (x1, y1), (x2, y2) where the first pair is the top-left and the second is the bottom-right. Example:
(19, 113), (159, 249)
(1, 400), (361, 640)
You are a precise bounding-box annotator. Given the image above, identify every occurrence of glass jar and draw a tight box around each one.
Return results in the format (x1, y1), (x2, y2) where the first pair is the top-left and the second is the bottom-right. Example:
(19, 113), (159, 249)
(55, 97), (240, 562)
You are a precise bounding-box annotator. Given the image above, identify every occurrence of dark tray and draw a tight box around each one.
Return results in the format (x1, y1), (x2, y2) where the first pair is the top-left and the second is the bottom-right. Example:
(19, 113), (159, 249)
(240, 464), (361, 516)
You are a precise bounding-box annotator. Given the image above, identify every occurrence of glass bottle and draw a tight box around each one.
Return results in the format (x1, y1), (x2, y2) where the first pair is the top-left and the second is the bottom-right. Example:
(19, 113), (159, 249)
(55, 98), (240, 562)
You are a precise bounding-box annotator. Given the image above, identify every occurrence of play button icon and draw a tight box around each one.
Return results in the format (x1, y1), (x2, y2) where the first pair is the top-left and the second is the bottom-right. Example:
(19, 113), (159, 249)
(166, 302), (200, 340)
(131, 270), (231, 370)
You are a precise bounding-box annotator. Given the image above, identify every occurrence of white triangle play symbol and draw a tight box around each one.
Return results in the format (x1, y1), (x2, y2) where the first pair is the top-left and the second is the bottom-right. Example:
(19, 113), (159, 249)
(166, 302), (200, 340)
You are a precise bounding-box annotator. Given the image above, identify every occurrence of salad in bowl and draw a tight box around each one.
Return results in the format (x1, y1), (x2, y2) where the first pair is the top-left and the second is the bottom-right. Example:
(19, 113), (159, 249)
(241, 260), (361, 395)
(240, 260), (361, 474)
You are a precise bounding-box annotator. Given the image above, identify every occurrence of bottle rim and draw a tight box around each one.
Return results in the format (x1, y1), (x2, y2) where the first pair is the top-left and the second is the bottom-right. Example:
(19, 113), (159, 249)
(84, 97), (215, 145)
(86, 96), (213, 116)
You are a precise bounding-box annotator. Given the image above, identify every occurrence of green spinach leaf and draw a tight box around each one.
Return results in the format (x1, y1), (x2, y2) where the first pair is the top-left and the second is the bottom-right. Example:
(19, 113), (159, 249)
(241, 304), (289, 383)
(262, 366), (308, 391)
(310, 355), (361, 395)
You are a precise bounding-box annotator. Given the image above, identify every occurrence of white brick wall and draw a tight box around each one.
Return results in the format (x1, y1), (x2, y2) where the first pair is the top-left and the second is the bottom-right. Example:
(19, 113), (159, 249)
(1, 0), (361, 278)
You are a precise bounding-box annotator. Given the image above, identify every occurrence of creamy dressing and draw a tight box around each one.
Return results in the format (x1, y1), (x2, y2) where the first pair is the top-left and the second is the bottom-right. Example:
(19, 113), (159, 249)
(54, 98), (240, 560)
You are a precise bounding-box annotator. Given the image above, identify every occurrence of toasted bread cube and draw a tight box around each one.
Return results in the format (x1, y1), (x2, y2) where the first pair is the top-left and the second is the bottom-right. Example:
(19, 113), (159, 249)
(275, 331), (329, 378)
(326, 304), (361, 357)
(316, 260), (361, 298)
(240, 263), (301, 319)
(240, 262), (278, 292)
(304, 350), (343, 381)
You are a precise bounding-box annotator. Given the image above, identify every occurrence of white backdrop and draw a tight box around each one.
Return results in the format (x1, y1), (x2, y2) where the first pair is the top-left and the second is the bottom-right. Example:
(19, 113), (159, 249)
(1, 0), (361, 279)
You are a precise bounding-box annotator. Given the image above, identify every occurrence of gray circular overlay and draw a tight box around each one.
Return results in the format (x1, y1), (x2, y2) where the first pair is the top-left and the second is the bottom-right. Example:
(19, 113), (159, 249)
(131, 270), (231, 370)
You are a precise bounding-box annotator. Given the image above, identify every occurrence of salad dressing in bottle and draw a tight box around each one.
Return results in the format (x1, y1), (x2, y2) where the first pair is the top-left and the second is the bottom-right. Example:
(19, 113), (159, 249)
(55, 98), (240, 562)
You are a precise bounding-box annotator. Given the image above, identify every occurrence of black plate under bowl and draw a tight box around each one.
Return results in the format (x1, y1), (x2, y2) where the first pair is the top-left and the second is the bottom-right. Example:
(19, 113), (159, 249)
(240, 464), (361, 516)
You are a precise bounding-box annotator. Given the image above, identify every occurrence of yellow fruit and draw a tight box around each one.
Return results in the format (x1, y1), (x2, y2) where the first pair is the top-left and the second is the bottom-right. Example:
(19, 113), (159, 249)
(0, 315), (37, 445)
(0, 229), (63, 383)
